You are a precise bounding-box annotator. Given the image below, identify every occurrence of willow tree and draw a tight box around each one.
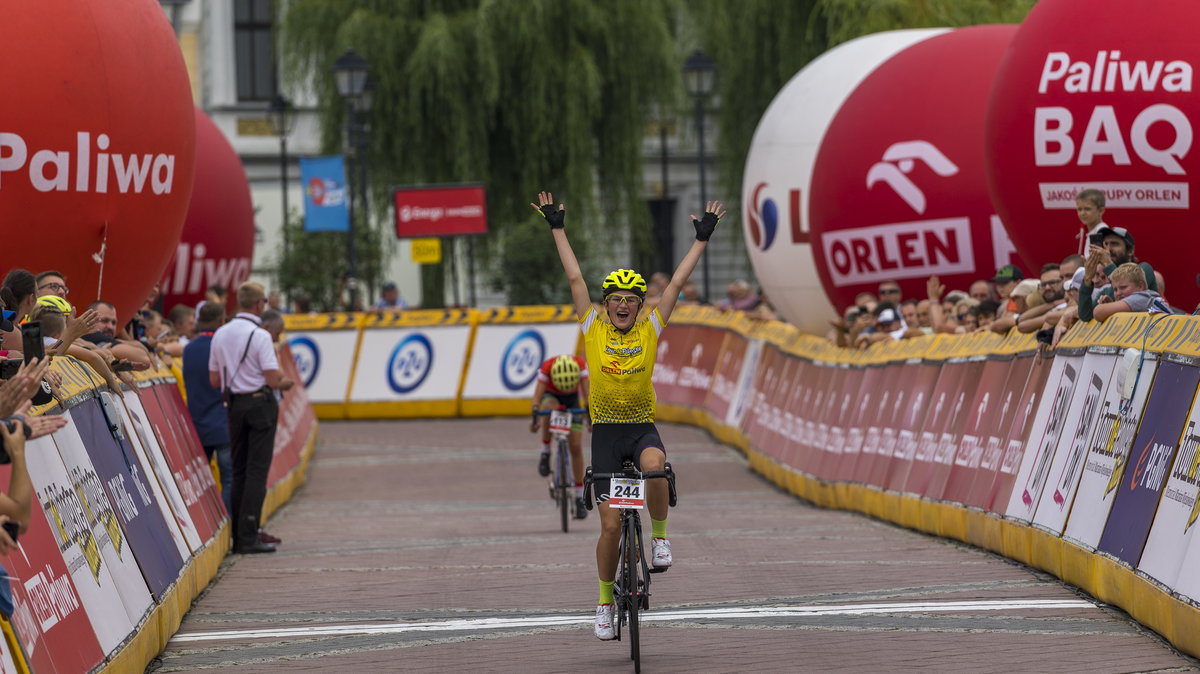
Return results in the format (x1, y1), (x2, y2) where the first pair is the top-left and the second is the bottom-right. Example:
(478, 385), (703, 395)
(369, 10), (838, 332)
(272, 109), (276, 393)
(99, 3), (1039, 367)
(279, 0), (680, 307)
(686, 0), (1034, 205)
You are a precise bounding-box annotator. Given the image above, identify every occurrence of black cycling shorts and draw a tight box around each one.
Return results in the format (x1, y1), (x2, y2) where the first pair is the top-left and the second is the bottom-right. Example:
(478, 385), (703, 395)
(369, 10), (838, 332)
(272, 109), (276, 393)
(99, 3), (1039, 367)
(590, 422), (666, 499)
(541, 391), (580, 409)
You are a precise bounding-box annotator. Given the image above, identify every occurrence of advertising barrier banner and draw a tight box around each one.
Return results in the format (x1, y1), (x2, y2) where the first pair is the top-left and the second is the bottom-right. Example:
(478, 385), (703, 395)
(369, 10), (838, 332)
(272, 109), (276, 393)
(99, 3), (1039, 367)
(882, 361), (941, 491)
(1098, 357), (1200, 566)
(271, 343), (318, 487)
(673, 325), (725, 409)
(0, 463), (105, 674)
(1139, 391), (1200, 589)
(460, 307), (581, 416)
(837, 364), (884, 482)
(902, 358), (970, 495)
(68, 401), (185, 600)
(347, 310), (474, 417)
(1031, 351), (1119, 534)
(23, 434), (136, 656)
(651, 325), (694, 408)
(284, 313), (364, 412)
(1063, 354), (1159, 550)
(145, 384), (227, 536)
(1005, 353), (1083, 522)
(987, 352), (1054, 512)
(925, 358), (988, 500)
(706, 331), (746, 425)
(942, 356), (1015, 503)
(50, 418), (156, 626)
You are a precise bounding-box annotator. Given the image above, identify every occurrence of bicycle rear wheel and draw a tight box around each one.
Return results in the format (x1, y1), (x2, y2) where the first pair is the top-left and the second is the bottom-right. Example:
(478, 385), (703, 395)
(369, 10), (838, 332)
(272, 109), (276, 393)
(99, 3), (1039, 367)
(625, 516), (641, 671)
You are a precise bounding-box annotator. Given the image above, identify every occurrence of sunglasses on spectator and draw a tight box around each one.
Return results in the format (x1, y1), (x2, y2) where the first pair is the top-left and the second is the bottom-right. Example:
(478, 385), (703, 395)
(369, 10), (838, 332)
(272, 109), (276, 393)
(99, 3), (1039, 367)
(38, 283), (68, 293)
(607, 295), (642, 306)
(880, 288), (901, 295)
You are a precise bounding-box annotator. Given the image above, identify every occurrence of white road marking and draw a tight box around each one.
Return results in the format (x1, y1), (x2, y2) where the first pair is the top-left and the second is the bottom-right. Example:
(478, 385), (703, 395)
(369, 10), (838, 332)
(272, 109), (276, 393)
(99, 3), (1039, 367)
(170, 599), (1097, 643)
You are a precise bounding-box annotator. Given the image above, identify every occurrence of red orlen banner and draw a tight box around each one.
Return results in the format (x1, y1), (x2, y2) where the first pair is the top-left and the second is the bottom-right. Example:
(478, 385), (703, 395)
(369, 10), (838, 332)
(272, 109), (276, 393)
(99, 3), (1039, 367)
(394, 184), (488, 238)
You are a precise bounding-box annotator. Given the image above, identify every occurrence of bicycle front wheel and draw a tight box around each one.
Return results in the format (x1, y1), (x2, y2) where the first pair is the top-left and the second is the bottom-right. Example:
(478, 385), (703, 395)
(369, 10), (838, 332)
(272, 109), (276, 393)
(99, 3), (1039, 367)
(625, 516), (641, 671)
(557, 442), (570, 533)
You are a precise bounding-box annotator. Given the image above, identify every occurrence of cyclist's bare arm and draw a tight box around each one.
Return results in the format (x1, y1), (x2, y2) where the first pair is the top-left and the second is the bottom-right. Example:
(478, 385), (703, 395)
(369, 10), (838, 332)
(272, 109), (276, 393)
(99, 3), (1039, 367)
(530, 379), (548, 431)
(531, 191), (591, 317)
(658, 200), (725, 323)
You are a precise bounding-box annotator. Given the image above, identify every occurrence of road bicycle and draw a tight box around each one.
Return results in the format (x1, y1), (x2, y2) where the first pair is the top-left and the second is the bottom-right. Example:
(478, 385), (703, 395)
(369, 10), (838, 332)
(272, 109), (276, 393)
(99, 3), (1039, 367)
(584, 460), (677, 673)
(534, 407), (586, 532)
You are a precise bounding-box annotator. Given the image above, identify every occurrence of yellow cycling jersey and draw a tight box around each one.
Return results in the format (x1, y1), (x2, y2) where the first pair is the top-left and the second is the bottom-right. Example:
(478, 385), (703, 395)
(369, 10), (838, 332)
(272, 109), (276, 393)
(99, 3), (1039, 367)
(580, 305), (664, 424)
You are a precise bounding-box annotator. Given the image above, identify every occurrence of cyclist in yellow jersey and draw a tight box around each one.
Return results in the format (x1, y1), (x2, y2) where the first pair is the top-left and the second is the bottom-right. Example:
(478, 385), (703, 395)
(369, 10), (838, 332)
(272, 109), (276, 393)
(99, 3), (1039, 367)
(531, 190), (725, 641)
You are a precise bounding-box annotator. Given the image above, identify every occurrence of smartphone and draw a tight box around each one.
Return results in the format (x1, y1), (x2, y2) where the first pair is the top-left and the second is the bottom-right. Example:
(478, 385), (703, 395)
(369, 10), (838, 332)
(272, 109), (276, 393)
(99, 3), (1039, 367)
(2, 520), (19, 544)
(21, 322), (43, 364)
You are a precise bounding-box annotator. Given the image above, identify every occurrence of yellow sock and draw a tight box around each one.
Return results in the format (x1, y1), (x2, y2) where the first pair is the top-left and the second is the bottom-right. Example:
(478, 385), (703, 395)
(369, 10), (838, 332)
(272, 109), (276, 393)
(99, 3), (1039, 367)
(599, 579), (614, 605)
(652, 518), (667, 539)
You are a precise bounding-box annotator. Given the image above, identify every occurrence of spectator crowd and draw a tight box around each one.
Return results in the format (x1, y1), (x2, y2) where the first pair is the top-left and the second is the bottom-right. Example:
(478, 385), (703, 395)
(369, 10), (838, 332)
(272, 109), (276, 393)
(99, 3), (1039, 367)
(824, 188), (1173, 349)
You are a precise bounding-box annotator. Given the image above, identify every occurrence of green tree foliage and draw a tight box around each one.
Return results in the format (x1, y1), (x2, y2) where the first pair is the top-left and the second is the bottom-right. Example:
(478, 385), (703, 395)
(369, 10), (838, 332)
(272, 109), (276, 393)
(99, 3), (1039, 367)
(279, 0), (680, 306)
(276, 212), (385, 312)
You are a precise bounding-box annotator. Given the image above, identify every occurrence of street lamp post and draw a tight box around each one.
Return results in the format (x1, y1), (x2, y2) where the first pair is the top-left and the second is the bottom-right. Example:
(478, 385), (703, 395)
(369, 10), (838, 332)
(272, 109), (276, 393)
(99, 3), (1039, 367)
(333, 48), (369, 311)
(683, 48), (717, 302)
(267, 93), (296, 290)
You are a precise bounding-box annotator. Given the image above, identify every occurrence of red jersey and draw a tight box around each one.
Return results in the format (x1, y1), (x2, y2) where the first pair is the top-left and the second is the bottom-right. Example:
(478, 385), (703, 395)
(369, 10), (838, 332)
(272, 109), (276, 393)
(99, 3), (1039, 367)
(537, 355), (588, 395)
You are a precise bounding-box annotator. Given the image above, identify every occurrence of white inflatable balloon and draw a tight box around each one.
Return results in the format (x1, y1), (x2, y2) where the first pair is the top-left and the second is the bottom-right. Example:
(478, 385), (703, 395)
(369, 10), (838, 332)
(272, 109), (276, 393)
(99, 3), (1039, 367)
(742, 29), (948, 333)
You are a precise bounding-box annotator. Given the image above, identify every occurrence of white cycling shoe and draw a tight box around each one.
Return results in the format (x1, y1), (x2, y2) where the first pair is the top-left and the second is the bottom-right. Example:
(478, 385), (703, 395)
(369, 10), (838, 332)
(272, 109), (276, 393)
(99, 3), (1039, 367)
(651, 537), (673, 569)
(594, 603), (616, 640)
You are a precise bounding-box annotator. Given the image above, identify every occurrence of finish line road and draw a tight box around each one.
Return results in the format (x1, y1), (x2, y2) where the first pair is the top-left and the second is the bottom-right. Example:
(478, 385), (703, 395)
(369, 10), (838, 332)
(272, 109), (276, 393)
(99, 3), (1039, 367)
(152, 419), (1197, 673)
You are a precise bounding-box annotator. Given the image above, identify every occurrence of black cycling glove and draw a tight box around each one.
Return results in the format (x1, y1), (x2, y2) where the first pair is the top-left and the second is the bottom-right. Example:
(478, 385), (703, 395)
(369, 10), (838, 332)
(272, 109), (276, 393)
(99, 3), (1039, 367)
(539, 204), (565, 230)
(692, 211), (719, 241)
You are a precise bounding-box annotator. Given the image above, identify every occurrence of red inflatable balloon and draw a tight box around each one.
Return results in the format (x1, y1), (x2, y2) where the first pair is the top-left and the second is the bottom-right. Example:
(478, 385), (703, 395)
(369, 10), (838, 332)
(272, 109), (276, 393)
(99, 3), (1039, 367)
(159, 109), (255, 316)
(986, 0), (1200, 309)
(0, 0), (195, 322)
(808, 26), (1023, 311)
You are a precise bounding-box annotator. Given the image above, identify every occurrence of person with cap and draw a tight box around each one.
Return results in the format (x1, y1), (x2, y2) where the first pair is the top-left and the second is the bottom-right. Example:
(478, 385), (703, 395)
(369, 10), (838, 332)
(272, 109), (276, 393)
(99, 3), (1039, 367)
(856, 302), (907, 345)
(991, 265), (1024, 317)
(1014, 264), (1067, 333)
(1077, 225), (1157, 321)
(989, 278), (1041, 334)
(372, 281), (408, 311)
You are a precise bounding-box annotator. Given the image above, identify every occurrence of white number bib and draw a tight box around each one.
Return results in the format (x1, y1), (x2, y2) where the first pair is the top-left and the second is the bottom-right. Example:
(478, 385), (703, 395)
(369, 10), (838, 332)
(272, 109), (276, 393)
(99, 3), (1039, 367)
(609, 478), (646, 509)
(549, 410), (572, 434)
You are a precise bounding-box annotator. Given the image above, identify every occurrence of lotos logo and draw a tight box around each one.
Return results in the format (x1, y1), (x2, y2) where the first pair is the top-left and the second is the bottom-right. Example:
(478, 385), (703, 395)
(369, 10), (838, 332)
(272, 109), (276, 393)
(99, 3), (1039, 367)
(500, 329), (544, 391)
(388, 333), (433, 394)
(289, 337), (320, 388)
(307, 177), (346, 207)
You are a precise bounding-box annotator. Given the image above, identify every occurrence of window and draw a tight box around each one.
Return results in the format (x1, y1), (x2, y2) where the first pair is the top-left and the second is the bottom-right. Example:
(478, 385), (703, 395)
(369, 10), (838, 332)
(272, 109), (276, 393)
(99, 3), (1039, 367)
(234, 0), (276, 101)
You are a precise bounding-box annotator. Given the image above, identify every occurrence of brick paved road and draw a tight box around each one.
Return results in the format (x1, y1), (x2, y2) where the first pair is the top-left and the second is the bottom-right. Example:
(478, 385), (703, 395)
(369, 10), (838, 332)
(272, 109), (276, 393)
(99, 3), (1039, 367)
(152, 419), (1198, 673)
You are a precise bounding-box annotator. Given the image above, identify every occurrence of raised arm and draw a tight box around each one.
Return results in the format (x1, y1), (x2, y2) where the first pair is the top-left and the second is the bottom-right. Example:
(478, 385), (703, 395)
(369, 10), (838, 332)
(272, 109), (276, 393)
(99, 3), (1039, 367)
(532, 192), (591, 317)
(658, 201), (725, 323)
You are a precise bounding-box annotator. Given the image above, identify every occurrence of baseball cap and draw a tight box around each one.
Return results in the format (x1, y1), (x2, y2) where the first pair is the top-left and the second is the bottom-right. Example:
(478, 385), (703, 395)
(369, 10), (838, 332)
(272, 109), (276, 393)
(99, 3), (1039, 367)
(877, 308), (900, 324)
(991, 265), (1024, 283)
(1010, 279), (1041, 299)
(382, 281), (398, 291)
(1091, 225), (1135, 248)
(1064, 267), (1085, 292)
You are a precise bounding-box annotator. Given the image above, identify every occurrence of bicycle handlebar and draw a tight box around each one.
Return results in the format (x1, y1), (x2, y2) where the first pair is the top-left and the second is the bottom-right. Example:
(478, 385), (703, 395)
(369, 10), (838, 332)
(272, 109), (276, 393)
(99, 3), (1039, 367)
(584, 462), (677, 511)
(532, 408), (588, 416)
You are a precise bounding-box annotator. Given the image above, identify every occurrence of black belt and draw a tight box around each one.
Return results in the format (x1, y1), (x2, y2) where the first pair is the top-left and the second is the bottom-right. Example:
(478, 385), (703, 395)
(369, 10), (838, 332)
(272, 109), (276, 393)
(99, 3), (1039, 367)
(229, 388), (272, 400)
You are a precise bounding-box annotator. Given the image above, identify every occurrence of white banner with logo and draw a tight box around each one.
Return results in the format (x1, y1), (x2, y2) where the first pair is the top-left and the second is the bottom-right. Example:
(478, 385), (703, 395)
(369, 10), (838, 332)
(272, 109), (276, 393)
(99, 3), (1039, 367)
(349, 326), (472, 404)
(1005, 354), (1081, 522)
(287, 330), (360, 405)
(23, 435), (136, 655)
(461, 323), (580, 401)
(1062, 354), (1158, 550)
(1138, 392), (1200, 589)
(1031, 351), (1118, 534)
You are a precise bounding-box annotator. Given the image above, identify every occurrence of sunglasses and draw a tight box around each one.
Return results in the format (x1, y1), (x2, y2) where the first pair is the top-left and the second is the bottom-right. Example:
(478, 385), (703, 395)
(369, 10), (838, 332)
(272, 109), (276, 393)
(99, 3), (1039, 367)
(607, 295), (642, 306)
(880, 288), (901, 295)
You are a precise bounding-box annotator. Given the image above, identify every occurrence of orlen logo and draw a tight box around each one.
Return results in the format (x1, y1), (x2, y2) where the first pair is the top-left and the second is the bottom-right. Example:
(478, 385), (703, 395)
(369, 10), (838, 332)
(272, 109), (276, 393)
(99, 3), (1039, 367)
(289, 337), (320, 388)
(0, 132), (176, 194)
(388, 333), (433, 394)
(307, 177), (345, 206)
(866, 141), (959, 214)
(746, 182), (805, 250)
(500, 329), (544, 391)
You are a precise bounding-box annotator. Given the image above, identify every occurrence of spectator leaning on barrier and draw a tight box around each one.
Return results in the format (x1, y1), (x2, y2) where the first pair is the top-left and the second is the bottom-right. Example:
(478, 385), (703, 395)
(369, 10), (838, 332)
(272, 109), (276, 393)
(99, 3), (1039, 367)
(1092, 263), (1174, 321)
(1016, 264), (1066, 333)
(968, 280), (994, 303)
(991, 265), (1024, 318)
(184, 302), (234, 513)
(1060, 254), (1085, 284)
(209, 282), (293, 554)
(372, 281), (408, 311)
(990, 279), (1040, 333)
(82, 301), (153, 369)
